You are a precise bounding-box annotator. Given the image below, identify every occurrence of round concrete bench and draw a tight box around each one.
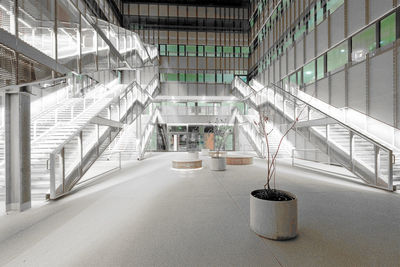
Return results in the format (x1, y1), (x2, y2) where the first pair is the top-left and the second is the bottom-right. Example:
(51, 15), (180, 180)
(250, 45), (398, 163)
(172, 159), (202, 169)
(226, 155), (253, 165)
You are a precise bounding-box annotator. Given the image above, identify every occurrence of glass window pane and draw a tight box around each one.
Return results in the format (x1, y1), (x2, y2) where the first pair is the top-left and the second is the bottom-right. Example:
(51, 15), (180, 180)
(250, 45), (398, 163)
(205, 73), (215, 83)
(223, 73), (234, 84)
(187, 45), (196, 56)
(179, 45), (185, 56)
(198, 45), (204, 57)
(327, 41), (348, 72)
(216, 73), (223, 83)
(234, 47), (241, 58)
(205, 45), (215, 57)
(160, 45), (166, 56)
(317, 56), (325, 80)
(303, 60), (315, 84)
(380, 13), (396, 47)
(167, 44), (178, 56)
(223, 46), (233, 57)
(352, 25), (376, 62)
(167, 73), (178, 81)
(179, 73), (185, 82)
(242, 47), (249, 58)
(216, 46), (222, 57)
(327, 0), (344, 14)
(198, 73), (204, 82)
(186, 73), (197, 82)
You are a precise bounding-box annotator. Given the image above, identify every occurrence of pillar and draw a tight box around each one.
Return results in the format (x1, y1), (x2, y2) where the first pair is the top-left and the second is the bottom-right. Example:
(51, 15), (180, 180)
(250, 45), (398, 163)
(5, 88), (31, 212)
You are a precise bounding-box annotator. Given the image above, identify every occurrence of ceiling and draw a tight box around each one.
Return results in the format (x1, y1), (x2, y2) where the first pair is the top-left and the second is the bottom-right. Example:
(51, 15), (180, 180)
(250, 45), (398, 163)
(121, 0), (250, 8)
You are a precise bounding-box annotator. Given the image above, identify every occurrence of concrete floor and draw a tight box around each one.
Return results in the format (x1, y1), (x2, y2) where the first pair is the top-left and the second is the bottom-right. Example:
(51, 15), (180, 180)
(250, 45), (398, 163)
(0, 152), (399, 267)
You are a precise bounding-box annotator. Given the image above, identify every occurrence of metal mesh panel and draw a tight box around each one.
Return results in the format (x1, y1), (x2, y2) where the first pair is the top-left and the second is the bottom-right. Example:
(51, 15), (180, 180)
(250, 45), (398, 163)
(0, 44), (17, 88)
(17, 54), (53, 84)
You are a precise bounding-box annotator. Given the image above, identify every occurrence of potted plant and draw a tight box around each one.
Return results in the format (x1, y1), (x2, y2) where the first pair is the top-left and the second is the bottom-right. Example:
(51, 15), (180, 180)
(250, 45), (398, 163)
(250, 109), (301, 240)
(209, 119), (232, 171)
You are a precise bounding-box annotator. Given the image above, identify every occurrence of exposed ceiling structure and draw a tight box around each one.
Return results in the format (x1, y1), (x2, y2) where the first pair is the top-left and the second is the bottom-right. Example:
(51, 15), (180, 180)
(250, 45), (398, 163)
(121, 0), (250, 8)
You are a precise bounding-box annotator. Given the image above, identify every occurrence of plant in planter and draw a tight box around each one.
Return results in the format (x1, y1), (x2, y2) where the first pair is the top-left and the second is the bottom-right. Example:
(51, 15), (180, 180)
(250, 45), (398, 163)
(208, 119), (232, 171)
(250, 108), (303, 240)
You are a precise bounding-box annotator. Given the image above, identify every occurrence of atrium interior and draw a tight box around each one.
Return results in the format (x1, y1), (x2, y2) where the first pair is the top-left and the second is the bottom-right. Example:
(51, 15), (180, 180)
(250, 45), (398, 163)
(0, 0), (399, 266)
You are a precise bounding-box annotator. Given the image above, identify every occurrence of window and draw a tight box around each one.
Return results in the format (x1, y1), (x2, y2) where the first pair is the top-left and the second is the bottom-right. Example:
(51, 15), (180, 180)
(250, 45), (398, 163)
(187, 45), (196, 56)
(160, 73), (167, 82)
(179, 45), (185, 56)
(179, 73), (185, 82)
(205, 73), (215, 83)
(317, 56), (325, 80)
(186, 73), (197, 83)
(198, 73), (204, 82)
(308, 7), (315, 32)
(352, 25), (376, 62)
(167, 45), (177, 56)
(289, 73), (297, 86)
(242, 47), (249, 58)
(316, 1), (324, 25)
(205, 46), (215, 57)
(303, 60), (315, 85)
(234, 47), (241, 58)
(198, 46), (204, 57)
(327, 0), (344, 14)
(216, 73), (223, 83)
(223, 73), (234, 84)
(159, 45), (166, 56)
(380, 13), (396, 47)
(223, 46), (233, 57)
(216, 46), (222, 57)
(327, 42), (348, 72)
(167, 73), (178, 81)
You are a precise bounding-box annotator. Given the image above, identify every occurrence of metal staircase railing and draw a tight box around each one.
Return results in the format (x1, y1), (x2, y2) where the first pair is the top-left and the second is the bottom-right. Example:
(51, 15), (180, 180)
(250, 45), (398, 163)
(232, 76), (398, 191)
(47, 77), (160, 199)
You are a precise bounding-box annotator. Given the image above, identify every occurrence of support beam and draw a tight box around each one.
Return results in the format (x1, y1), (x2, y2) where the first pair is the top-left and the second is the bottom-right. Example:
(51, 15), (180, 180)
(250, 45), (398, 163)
(5, 88), (31, 212)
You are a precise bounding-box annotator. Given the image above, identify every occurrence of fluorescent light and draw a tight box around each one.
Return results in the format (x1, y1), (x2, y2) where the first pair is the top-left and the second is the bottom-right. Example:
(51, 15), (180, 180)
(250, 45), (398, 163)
(340, 49), (346, 53)
(305, 71), (313, 75)
(0, 4), (8, 12)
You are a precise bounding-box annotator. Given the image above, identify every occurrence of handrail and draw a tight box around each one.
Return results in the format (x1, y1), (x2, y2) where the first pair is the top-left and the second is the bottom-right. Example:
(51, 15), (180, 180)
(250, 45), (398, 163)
(233, 76), (393, 153)
(232, 76), (395, 190)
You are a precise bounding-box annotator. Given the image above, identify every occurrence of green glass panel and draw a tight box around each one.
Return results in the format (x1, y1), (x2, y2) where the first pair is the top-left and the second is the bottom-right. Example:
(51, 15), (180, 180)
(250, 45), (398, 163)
(234, 47), (241, 58)
(303, 60), (315, 85)
(223, 73), (234, 84)
(160, 73), (167, 82)
(352, 25), (376, 62)
(327, 42), (348, 72)
(167, 73), (178, 81)
(242, 47), (249, 58)
(327, 0), (344, 14)
(179, 73), (185, 82)
(223, 46), (233, 57)
(205, 45), (215, 57)
(179, 45), (185, 56)
(205, 73), (215, 83)
(159, 45), (166, 56)
(167, 44), (178, 56)
(290, 73), (297, 85)
(187, 45), (196, 56)
(308, 7), (315, 32)
(198, 73), (204, 82)
(198, 46), (204, 57)
(186, 73), (197, 82)
(216, 73), (223, 83)
(216, 46), (222, 57)
(380, 13), (396, 47)
(316, 1), (324, 25)
(317, 56), (325, 80)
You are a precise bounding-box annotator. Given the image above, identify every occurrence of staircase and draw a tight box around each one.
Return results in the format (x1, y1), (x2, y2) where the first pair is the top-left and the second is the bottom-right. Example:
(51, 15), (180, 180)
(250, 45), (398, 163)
(232, 77), (400, 191)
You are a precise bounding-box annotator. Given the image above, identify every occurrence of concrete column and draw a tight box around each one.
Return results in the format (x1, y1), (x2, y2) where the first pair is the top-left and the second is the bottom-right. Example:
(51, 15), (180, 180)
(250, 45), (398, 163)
(5, 89), (31, 212)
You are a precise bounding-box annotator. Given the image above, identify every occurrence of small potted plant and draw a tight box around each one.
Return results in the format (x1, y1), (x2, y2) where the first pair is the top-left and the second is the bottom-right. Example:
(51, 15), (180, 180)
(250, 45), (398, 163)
(209, 119), (232, 171)
(250, 109), (301, 240)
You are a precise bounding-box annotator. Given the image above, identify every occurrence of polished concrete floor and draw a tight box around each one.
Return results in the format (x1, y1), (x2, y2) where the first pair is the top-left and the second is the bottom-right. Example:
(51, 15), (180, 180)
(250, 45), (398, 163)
(0, 152), (399, 267)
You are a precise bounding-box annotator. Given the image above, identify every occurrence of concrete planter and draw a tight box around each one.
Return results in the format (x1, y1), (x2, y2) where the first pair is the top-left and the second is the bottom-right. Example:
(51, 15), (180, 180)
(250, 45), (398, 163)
(200, 148), (210, 156)
(250, 189), (297, 240)
(187, 151), (199, 160)
(209, 157), (226, 171)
